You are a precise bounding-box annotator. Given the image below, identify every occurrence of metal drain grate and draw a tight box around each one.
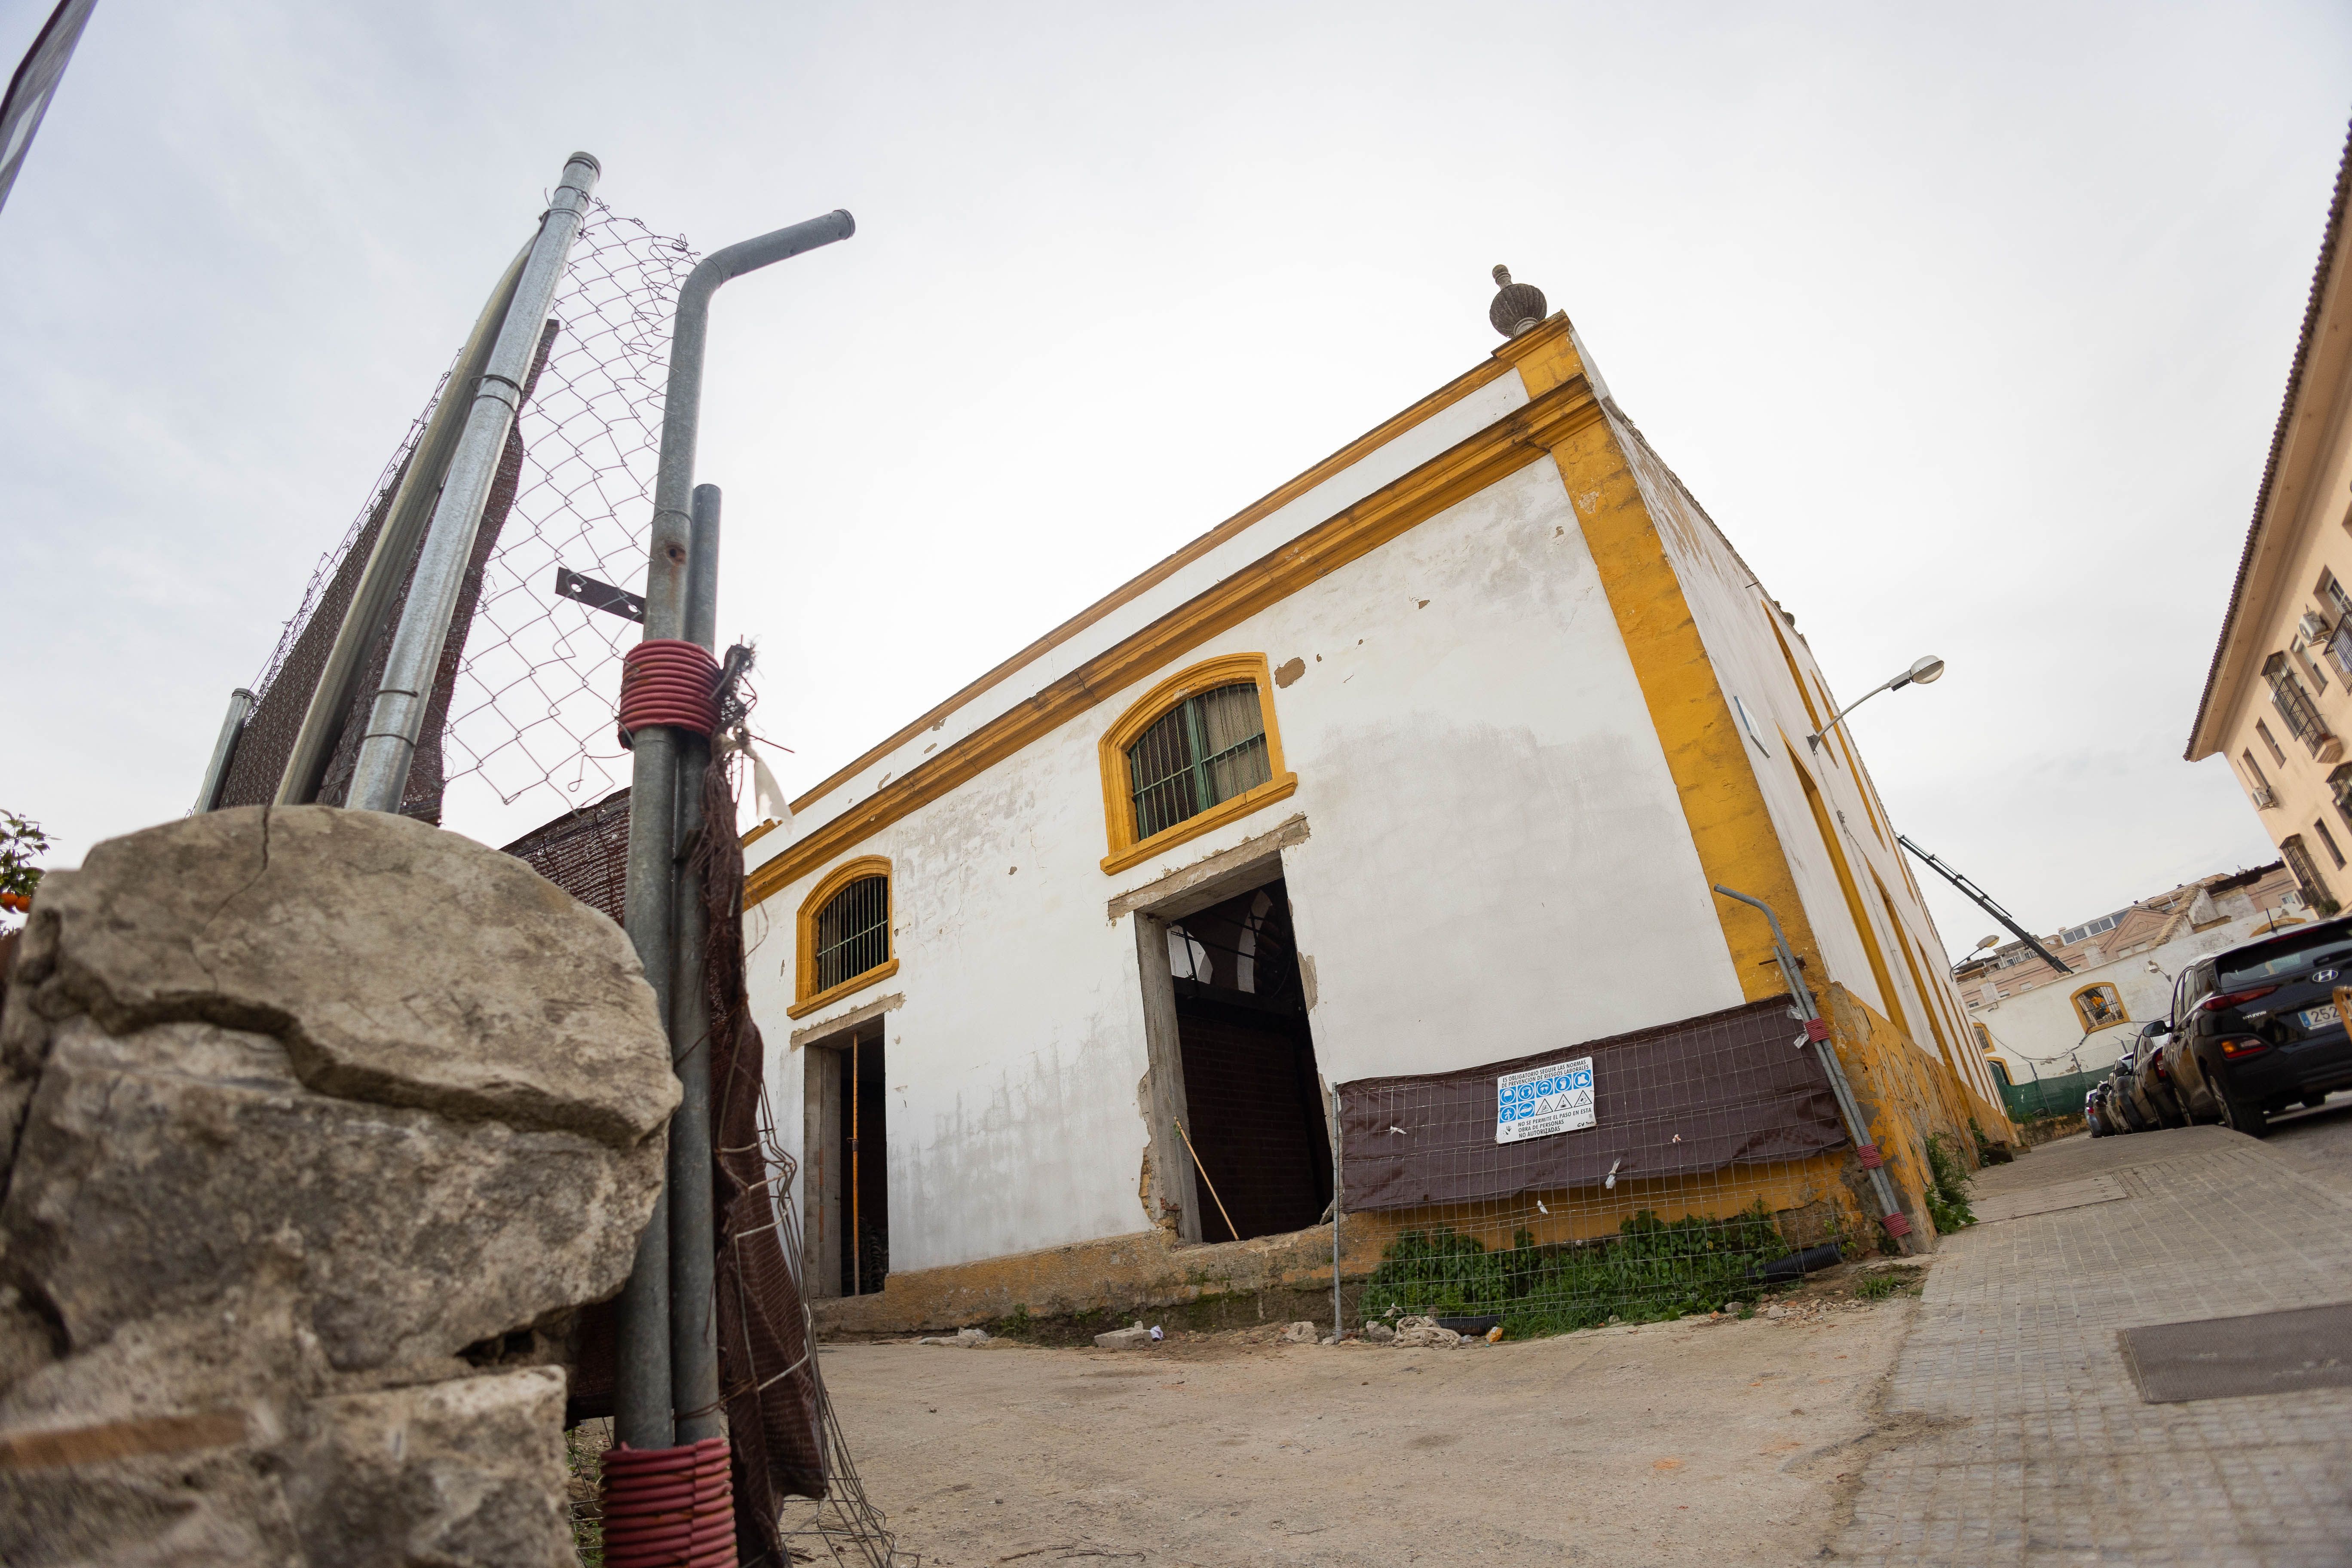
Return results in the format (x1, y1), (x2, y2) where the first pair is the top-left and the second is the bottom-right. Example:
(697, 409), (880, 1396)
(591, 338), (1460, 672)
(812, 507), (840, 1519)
(2119, 1302), (2352, 1403)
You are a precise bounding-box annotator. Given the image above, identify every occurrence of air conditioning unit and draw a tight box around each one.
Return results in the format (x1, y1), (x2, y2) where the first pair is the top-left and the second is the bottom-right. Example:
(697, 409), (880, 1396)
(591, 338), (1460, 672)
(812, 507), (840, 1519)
(2251, 782), (2278, 808)
(2302, 611), (2333, 646)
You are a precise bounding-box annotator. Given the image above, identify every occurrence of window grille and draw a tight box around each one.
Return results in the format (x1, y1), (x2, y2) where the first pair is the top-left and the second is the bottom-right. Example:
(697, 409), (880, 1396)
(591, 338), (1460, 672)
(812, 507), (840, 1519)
(2331, 763), (2352, 829)
(1127, 683), (1272, 841)
(2325, 575), (2352, 677)
(2281, 834), (2338, 917)
(2317, 817), (2348, 871)
(2263, 653), (2331, 752)
(813, 875), (889, 993)
(2071, 983), (2126, 1031)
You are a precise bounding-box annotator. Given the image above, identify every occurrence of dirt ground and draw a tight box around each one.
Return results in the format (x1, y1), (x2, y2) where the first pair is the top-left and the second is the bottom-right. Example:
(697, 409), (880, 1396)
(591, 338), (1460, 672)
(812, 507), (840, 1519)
(819, 1263), (1932, 1567)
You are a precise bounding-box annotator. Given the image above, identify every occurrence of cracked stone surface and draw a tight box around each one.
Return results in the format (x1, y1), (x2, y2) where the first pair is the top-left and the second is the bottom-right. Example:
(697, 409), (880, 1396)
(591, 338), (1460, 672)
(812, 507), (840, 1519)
(0, 805), (674, 1566)
(3, 805), (677, 1151)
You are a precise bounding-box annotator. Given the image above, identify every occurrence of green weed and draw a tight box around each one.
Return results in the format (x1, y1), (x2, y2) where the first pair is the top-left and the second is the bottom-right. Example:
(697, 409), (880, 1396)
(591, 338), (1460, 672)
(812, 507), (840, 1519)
(1360, 1204), (1791, 1338)
(1922, 1134), (1976, 1232)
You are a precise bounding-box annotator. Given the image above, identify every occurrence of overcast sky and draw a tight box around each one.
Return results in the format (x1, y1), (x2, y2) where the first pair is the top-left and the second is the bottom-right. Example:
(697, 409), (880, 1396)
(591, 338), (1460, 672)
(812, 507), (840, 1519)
(3, 1), (2348, 959)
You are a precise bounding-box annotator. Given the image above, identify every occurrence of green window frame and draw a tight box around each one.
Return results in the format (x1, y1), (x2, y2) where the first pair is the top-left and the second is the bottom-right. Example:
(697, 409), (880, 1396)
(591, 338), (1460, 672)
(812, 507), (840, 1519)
(1126, 683), (1272, 842)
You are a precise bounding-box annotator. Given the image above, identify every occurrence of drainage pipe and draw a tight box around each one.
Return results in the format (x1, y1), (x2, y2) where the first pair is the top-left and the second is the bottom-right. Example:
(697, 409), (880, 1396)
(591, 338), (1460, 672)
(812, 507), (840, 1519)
(612, 207), (854, 1452)
(345, 152), (603, 813)
(193, 688), (254, 812)
(1710, 885), (1915, 1256)
(668, 483), (723, 1446)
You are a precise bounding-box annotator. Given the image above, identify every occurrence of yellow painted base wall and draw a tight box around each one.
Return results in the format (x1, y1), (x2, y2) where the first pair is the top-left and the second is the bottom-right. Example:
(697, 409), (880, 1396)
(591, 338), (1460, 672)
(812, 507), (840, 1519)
(806, 981), (2005, 1338)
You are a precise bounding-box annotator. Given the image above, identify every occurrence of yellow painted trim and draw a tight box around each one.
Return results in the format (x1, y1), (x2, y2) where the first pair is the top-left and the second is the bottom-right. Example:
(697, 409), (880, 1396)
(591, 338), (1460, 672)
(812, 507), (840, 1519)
(786, 356), (1521, 818)
(747, 375), (1605, 906)
(1761, 603), (1825, 733)
(2069, 982), (2128, 1032)
(1833, 728), (1889, 848)
(787, 855), (895, 1018)
(1096, 653), (1295, 874)
(1545, 410), (1817, 998)
(1102, 775), (1299, 875)
(1488, 313), (1585, 398)
(1793, 753), (1907, 1023)
(787, 958), (900, 1021)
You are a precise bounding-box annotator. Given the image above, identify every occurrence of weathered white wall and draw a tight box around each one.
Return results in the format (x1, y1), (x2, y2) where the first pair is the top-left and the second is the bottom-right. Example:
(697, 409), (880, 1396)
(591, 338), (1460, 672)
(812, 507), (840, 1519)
(781, 371), (1534, 843)
(1969, 906), (2287, 1083)
(1606, 407), (2005, 1109)
(748, 439), (1746, 1275)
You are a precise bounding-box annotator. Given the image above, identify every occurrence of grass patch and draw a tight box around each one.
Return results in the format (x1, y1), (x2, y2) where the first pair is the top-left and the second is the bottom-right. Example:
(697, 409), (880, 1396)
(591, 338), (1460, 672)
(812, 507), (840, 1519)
(1855, 1272), (1915, 1300)
(1359, 1204), (1792, 1338)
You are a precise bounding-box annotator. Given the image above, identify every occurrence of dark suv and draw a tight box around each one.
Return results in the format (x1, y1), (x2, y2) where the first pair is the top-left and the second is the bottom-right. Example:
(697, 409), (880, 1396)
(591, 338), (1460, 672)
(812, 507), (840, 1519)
(2155, 915), (2352, 1136)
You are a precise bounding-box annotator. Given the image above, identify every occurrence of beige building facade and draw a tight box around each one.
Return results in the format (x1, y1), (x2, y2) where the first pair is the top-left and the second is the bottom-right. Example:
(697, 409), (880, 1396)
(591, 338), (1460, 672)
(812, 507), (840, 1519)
(2190, 131), (2352, 908)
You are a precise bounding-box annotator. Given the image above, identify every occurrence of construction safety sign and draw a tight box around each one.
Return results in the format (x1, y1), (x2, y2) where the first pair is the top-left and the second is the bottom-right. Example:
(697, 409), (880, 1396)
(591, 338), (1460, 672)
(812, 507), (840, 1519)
(1495, 1057), (1596, 1144)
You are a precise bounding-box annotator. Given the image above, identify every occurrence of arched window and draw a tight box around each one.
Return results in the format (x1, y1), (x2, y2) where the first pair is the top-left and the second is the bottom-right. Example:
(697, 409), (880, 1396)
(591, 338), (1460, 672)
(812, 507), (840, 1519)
(789, 856), (897, 1018)
(2071, 983), (2127, 1032)
(1097, 654), (1296, 873)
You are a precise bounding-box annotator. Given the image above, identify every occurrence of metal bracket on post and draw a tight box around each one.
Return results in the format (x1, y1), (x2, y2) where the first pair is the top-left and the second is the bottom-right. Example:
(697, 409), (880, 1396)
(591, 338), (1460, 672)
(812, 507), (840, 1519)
(1711, 885), (1916, 1255)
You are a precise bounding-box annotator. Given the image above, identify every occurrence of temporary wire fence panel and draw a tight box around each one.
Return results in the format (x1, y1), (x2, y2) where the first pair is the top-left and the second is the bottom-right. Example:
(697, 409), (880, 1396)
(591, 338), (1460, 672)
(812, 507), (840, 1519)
(213, 205), (695, 847)
(1998, 1066), (2107, 1124)
(437, 208), (696, 846)
(1337, 997), (1862, 1335)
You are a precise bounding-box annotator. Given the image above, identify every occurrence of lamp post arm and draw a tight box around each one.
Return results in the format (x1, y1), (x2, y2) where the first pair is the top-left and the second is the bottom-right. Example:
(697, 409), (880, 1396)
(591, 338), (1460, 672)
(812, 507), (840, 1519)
(1807, 675), (1900, 750)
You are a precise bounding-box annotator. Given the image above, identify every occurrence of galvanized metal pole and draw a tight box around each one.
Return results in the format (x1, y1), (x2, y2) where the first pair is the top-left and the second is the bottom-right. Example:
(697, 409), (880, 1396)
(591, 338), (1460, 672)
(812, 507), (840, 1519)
(668, 484), (723, 1445)
(1710, 885), (1915, 1255)
(612, 206), (854, 1452)
(276, 242), (530, 806)
(1329, 1087), (1343, 1341)
(193, 688), (254, 812)
(346, 152), (602, 813)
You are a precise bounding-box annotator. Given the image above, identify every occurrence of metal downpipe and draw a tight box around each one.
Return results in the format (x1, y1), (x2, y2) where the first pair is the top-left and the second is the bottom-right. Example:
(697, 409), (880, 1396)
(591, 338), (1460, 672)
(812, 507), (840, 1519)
(1710, 885), (1916, 1255)
(345, 152), (603, 813)
(668, 483), (723, 1445)
(612, 208), (854, 1451)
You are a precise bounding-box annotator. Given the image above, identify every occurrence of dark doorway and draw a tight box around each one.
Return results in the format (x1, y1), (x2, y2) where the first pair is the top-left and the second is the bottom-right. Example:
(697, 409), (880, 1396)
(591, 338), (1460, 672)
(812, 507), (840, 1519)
(1166, 878), (1332, 1241)
(839, 1035), (888, 1295)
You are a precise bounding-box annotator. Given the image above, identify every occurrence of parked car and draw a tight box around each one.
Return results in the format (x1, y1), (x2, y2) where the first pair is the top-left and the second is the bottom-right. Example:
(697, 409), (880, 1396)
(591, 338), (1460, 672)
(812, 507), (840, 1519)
(2128, 1020), (2188, 1127)
(2103, 1054), (2152, 1132)
(2159, 913), (2352, 1137)
(2085, 1083), (2112, 1137)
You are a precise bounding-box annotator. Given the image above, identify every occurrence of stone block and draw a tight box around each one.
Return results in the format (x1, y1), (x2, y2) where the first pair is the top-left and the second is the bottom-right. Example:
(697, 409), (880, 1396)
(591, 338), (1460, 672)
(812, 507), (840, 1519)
(9, 807), (677, 1149)
(3, 1017), (662, 1382)
(1093, 1323), (1153, 1351)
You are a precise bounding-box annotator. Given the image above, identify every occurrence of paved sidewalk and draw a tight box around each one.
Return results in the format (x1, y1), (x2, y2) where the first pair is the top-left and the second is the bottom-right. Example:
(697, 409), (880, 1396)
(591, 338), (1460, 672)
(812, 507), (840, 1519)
(1833, 1126), (2352, 1565)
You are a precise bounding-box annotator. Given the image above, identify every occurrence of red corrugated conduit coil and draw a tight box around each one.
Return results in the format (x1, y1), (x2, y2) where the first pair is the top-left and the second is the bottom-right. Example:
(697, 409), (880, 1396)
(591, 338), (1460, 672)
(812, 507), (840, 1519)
(600, 1437), (738, 1567)
(617, 639), (723, 744)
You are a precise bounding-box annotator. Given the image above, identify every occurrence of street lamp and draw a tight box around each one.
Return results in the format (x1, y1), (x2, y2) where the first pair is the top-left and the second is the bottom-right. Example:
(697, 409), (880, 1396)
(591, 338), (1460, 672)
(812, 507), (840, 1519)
(1807, 654), (1946, 750)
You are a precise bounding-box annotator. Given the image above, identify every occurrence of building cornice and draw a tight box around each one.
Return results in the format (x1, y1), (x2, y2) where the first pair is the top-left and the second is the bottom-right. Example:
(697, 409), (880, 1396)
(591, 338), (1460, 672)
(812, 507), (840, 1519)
(746, 373), (1605, 907)
(2187, 119), (2352, 760)
(783, 355), (1520, 818)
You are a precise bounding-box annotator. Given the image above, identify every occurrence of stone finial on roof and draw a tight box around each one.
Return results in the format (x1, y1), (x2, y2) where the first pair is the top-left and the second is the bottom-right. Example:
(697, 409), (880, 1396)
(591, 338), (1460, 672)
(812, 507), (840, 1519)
(1488, 265), (1548, 338)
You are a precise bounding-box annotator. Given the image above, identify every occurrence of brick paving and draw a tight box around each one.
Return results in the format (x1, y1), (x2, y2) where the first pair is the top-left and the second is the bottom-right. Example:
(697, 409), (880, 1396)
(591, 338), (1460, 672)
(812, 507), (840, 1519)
(1833, 1121), (2352, 1565)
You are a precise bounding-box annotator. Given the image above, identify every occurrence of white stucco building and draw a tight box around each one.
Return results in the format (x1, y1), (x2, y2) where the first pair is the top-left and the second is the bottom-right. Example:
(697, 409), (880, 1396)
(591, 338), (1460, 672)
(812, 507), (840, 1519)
(1959, 864), (2303, 1091)
(742, 279), (2008, 1328)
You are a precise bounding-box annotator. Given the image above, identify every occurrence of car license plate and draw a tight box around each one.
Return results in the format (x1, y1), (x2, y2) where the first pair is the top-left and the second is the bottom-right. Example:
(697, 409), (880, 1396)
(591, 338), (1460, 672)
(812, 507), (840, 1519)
(2302, 1003), (2340, 1029)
